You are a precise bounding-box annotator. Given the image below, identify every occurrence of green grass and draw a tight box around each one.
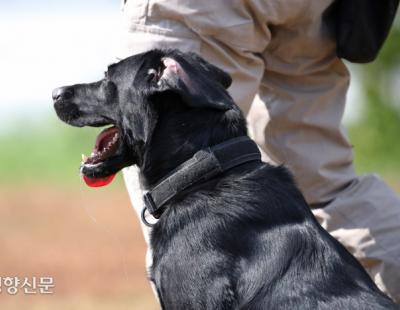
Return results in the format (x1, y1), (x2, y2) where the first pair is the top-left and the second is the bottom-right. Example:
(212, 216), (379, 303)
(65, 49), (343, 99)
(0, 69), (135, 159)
(0, 118), (120, 184)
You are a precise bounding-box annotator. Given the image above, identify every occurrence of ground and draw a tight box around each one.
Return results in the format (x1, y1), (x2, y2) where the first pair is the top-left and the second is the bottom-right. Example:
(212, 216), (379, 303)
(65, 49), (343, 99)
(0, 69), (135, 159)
(0, 181), (158, 310)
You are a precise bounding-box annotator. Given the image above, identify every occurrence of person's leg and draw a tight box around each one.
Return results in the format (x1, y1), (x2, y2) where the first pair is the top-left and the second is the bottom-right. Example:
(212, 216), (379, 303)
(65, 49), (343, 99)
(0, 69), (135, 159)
(254, 0), (400, 301)
(313, 175), (400, 301)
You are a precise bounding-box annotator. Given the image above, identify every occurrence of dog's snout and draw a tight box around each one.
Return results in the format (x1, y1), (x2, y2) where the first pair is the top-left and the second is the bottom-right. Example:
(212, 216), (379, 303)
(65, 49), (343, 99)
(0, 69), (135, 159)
(52, 87), (74, 101)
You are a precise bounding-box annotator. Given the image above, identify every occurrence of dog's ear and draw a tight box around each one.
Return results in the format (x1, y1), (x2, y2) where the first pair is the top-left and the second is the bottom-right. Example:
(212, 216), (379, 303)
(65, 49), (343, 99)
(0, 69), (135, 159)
(187, 53), (232, 89)
(157, 54), (234, 110)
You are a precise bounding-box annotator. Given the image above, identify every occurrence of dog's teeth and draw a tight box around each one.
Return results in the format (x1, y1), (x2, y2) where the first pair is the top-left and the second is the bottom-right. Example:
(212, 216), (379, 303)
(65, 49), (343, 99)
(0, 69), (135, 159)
(81, 154), (88, 161)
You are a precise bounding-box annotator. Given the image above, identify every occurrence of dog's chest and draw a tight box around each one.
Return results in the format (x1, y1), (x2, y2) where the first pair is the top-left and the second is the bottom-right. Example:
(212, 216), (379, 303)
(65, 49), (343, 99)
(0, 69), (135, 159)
(150, 220), (238, 309)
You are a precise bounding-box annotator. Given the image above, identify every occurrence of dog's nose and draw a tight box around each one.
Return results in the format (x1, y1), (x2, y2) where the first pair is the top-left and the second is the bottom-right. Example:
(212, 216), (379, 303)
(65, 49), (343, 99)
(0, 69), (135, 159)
(52, 87), (74, 101)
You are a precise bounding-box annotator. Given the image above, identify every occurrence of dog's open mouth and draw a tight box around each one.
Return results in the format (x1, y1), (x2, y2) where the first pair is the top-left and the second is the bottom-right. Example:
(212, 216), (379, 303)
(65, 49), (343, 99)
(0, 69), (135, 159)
(80, 126), (121, 187)
(82, 126), (120, 165)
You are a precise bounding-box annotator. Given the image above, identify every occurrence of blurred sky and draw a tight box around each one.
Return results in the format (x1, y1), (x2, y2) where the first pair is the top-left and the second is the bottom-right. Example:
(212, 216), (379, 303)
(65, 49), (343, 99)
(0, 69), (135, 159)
(0, 0), (123, 131)
(0, 0), (362, 132)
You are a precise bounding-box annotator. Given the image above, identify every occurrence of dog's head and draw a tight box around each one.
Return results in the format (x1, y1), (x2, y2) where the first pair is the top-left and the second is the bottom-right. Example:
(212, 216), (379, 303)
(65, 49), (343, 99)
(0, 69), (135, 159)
(53, 49), (246, 186)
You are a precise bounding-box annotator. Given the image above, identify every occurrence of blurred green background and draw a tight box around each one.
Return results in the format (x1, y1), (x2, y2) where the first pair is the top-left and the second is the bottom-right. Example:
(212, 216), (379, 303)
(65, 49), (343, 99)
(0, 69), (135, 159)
(1, 33), (400, 185)
(0, 2), (399, 310)
(347, 21), (400, 184)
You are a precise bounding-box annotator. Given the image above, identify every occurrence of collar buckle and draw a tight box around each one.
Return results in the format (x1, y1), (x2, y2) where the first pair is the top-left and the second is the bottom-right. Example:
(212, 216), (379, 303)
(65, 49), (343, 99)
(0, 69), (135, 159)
(143, 192), (160, 218)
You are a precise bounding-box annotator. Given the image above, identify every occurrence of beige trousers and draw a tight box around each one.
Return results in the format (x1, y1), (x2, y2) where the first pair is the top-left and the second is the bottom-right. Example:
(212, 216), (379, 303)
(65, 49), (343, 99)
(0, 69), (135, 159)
(119, 0), (400, 302)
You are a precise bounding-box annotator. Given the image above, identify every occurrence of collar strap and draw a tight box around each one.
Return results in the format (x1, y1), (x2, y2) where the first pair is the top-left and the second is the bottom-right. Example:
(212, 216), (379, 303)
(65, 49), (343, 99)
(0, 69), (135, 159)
(142, 136), (261, 223)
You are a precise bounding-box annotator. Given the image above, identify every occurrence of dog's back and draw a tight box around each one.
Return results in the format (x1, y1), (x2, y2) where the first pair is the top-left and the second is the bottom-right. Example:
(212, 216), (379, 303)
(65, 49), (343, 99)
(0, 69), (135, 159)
(150, 163), (396, 309)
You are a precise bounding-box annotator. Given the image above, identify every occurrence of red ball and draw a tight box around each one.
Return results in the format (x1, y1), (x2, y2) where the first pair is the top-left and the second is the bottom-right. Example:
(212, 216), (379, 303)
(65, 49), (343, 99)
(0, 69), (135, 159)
(82, 173), (116, 187)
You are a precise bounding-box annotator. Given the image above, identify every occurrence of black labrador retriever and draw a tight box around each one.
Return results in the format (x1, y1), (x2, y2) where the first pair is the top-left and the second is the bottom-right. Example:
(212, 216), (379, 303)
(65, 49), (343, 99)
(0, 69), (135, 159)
(53, 49), (397, 309)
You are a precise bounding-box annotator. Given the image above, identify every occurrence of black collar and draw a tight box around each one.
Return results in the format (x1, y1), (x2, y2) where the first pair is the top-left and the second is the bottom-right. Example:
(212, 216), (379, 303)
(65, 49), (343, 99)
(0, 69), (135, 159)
(141, 136), (261, 227)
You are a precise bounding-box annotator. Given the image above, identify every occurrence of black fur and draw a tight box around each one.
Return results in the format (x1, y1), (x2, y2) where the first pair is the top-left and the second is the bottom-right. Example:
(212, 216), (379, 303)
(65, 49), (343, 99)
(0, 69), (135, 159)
(53, 49), (397, 309)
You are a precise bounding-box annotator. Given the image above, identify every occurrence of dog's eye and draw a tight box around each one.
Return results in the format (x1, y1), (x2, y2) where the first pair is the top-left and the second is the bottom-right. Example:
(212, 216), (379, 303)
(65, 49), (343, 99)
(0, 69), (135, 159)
(147, 68), (158, 82)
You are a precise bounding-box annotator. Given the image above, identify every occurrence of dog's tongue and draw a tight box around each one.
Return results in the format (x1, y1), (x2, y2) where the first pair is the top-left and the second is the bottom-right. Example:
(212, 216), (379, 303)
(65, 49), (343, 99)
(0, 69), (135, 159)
(82, 174), (116, 187)
(81, 126), (119, 188)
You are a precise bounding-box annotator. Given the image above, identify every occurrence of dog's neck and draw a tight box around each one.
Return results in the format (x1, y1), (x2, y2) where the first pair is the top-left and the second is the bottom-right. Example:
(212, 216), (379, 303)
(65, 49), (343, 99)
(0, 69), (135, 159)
(141, 136), (262, 222)
(138, 103), (248, 190)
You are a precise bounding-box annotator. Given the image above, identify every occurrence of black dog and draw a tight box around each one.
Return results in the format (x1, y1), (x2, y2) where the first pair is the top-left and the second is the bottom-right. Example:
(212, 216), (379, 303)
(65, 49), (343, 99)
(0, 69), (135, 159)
(53, 49), (397, 309)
